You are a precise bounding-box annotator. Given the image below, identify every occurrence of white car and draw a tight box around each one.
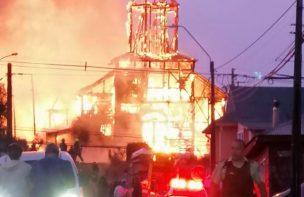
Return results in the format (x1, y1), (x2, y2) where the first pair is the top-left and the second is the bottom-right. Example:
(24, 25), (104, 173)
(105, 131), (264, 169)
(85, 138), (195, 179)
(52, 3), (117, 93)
(21, 151), (82, 197)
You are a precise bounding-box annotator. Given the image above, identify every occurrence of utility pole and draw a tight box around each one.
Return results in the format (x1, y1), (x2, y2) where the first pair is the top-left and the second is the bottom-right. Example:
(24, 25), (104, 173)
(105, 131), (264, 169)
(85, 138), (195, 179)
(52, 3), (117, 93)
(231, 68), (236, 87)
(7, 63), (13, 141)
(210, 61), (216, 171)
(31, 75), (37, 136)
(291, 0), (303, 196)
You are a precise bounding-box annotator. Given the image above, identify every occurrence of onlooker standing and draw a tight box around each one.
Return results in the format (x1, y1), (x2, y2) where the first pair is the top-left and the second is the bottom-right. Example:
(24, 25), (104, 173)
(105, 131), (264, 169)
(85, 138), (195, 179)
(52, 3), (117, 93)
(73, 138), (84, 162)
(29, 143), (37, 151)
(59, 138), (67, 151)
(0, 143), (32, 197)
(30, 143), (74, 197)
(68, 146), (76, 161)
(211, 139), (267, 197)
(114, 180), (128, 197)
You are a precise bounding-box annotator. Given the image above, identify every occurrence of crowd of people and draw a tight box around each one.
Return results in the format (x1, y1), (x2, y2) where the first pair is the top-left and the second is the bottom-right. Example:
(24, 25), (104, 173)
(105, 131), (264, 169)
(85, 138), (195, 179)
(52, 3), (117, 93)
(0, 143), (74, 197)
(58, 138), (84, 162)
(0, 134), (268, 197)
(0, 136), (138, 197)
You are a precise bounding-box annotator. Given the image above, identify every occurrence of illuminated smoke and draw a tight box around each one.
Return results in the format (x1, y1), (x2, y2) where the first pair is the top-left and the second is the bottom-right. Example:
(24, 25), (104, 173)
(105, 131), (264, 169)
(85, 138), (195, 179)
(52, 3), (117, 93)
(0, 0), (128, 140)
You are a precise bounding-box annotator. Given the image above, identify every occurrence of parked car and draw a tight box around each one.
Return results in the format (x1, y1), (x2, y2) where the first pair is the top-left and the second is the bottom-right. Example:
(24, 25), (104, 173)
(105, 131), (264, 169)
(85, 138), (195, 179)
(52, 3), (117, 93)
(272, 183), (304, 197)
(21, 151), (82, 197)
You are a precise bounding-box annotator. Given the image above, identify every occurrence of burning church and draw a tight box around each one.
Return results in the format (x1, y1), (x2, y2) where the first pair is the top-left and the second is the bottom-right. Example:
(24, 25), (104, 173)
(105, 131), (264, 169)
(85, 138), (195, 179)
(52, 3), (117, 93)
(77, 0), (226, 157)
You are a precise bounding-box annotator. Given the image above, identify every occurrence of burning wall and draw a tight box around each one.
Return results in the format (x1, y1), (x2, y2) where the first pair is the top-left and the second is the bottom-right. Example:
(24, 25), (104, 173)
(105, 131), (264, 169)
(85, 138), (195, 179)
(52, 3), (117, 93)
(79, 67), (226, 157)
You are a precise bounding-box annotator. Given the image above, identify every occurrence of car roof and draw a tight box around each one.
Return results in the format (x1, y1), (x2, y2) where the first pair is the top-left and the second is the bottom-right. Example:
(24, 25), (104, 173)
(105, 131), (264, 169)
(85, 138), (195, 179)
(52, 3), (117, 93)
(20, 151), (79, 175)
(21, 151), (73, 162)
(0, 151), (80, 191)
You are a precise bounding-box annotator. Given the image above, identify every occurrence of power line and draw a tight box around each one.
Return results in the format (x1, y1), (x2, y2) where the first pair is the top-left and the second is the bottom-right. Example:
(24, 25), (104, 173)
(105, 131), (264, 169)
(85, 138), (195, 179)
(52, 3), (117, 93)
(275, 40), (295, 61)
(206, 44), (296, 101)
(228, 46), (295, 99)
(19, 73), (103, 77)
(1, 56), (293, 87)
(1, 60), (202, 74)
(252, 52), (294, 86)
(12, 64), (110, 73)
(216, 1), (296, 69)
(3, 60), (95, 69)
(266, 46), (295, 77)
(0, 64), (101, 73)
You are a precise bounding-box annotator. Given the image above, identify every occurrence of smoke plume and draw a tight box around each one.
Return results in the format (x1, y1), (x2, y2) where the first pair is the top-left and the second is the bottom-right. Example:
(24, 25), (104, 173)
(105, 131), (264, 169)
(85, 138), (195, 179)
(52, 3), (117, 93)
(0, 0), (128, 140)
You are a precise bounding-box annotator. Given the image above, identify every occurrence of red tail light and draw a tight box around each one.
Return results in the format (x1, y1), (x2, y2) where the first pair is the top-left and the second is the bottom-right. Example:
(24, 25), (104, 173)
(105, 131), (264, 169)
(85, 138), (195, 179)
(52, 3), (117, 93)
(170, 178), (204, 191)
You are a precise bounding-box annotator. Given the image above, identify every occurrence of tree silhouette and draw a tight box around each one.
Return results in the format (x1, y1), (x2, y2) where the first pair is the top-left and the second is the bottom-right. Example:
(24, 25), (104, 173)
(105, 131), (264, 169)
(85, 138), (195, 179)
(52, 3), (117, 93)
(0, 84), (7, 135)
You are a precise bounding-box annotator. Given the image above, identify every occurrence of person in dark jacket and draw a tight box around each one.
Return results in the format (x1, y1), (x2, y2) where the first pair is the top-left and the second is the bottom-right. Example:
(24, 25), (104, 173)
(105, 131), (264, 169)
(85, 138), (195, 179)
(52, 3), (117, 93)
(59, 138), (67, 151)
(30, 143), (74, 197)
(68, 146), (76, 161)
(73, 138), (84, 162)
(210, 139), (267, 197)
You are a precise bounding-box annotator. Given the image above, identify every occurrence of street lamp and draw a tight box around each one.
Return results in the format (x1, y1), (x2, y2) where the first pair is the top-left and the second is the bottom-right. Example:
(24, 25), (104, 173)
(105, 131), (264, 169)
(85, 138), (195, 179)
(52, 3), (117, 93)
(0, 53), (18, 61)
(167, 25), (216, 170)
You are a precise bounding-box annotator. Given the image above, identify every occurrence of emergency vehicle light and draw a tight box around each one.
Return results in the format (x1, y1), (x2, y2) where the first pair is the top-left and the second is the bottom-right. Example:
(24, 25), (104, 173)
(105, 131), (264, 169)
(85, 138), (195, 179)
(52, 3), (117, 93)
(170, 178), (187, 189)
(170, 178), (204, 191)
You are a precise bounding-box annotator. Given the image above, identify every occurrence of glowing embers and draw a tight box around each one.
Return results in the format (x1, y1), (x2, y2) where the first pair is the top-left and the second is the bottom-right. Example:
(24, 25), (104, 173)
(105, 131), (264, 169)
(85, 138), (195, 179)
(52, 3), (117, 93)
(100, 124), (112, 136)
(81, 95), (98, 114)
(147, 88), (189, 102)
(141, 110), (193, 154)
(127, 0), (179, 57)
(73, 97), (82, 116)
(121, 103), (140, 114)
(142, 112), (168, 153)
(147, 72), (192, 102)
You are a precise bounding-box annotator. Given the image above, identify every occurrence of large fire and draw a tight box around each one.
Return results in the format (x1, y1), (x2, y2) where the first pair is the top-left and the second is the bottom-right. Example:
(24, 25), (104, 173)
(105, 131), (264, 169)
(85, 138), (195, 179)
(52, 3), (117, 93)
(0, 0), (226, 158)
(79, 69), (226, 157)
(76, 0), (226, 157)
(0, 0), (127, 141)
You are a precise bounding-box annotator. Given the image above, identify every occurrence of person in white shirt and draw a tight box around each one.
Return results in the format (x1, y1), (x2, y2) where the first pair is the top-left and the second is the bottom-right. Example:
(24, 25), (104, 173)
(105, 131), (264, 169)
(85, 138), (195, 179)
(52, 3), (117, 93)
(0, 143), (32, 197)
